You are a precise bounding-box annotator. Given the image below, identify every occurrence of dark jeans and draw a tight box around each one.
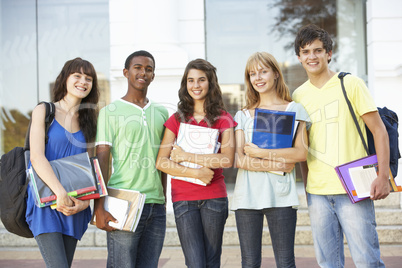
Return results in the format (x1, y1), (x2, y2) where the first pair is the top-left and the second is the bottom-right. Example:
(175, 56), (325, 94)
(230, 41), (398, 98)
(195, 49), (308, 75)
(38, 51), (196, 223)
(173, 197), (228, 268)
(235, 207), (297, 268)
(106, 203), (166, 268)
(35, 232), (78, 268)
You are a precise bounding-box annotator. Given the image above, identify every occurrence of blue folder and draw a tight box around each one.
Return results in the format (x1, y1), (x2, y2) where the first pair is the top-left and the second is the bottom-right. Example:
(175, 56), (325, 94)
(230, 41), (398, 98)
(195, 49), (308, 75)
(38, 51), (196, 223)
(252, 108), (296, 149)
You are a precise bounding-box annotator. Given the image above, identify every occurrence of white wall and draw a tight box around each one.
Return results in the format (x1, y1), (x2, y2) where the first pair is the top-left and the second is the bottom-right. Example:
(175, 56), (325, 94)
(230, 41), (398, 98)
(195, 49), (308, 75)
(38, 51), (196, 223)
(108, 0), (206, 210)
(108, 0), (205, 113)
(108, 0), (402, 205)
(367, 0), (402, 183)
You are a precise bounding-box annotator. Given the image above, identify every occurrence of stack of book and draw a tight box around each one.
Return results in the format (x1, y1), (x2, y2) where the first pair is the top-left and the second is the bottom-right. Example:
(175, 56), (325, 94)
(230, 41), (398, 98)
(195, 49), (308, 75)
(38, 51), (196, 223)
(172, 123), (220, 186)
(91, 187), (146, 232)
(27, 152), (107, 208)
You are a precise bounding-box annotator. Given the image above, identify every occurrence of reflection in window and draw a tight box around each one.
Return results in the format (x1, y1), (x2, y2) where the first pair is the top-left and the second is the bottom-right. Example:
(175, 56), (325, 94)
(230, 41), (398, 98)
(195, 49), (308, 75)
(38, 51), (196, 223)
(0, 0), (110, 154)
(206, 0), (366, 183)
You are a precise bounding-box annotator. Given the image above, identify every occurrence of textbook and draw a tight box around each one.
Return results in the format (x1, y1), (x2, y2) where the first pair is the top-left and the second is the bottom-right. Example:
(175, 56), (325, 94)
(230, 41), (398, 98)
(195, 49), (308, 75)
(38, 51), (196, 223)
(91, 187), (146, 232)
(49, 157), (108, 209)
(335, 154), (402, 204)
(252, 108), (298, 175)
(81, 157), (108, 199)
(28, 152), (98, 207)
(103, 196), (130, 230)
(172, 123), (220, 186)
(252, 108), (296, 149)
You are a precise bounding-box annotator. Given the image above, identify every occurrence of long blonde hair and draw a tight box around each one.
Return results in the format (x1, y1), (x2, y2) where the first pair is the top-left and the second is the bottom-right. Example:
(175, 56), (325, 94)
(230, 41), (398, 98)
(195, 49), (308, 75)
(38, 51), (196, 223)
(244, 52), (291, 109)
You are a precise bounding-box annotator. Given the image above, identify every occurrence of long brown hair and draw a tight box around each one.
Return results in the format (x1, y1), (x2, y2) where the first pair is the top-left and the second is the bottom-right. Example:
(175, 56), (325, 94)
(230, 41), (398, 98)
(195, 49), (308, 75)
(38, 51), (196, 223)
(176, 59), (226, 126)
(244, 52), (291, 109)
(52, 57), (99, 143)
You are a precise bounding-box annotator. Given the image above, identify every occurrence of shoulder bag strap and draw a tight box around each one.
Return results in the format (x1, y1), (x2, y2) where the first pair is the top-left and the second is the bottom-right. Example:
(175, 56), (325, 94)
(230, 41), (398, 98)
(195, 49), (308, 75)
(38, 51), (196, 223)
(43, 102), (56, 144)
(338, 72), (370, 155)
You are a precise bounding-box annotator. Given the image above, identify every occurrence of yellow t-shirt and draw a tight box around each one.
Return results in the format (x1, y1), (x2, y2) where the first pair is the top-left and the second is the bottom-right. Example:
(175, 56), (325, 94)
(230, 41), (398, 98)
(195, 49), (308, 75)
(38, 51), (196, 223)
(292, 73), (377, 195)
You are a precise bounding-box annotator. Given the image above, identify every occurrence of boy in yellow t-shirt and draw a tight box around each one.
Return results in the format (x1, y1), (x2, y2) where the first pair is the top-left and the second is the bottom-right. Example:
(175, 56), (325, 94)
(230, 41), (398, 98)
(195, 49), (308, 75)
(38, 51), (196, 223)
(292, 24), (389, 268)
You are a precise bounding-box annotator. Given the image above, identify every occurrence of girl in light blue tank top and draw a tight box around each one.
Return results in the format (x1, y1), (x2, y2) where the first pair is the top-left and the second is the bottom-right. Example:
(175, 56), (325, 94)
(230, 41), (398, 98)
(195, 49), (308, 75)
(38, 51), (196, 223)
(232, 52), (310, 268)
(26, 58), (99, 268)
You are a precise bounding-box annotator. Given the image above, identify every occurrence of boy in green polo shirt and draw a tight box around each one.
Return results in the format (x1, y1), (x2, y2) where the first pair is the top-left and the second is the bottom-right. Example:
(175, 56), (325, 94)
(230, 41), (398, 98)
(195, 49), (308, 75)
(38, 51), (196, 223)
(94, 50), (168, 268)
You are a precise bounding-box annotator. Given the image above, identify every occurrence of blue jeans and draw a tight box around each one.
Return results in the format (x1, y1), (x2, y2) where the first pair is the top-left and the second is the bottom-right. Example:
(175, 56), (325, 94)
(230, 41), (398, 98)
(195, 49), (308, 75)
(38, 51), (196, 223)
(173, 197), (228, 268)
(106, 203), (166, 268)
(35, 232), (78, 268)
(308, 193), (385, 268)
(235, 207), (297, 268)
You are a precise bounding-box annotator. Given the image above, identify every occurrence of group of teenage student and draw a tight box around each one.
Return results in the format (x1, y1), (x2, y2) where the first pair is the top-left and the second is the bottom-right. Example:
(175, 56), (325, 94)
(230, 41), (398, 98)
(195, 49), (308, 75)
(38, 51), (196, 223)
(25, 24), (390, 268)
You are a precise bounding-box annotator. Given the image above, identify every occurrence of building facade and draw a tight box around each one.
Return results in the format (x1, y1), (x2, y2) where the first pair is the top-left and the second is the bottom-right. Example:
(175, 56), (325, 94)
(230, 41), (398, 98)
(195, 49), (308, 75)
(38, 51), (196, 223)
(1, 0), (401, 189)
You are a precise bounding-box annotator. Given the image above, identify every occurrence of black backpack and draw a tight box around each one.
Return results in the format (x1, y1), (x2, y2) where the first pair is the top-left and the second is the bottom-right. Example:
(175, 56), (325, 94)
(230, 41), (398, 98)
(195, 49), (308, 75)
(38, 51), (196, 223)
(339, 72), (400, 178)
(0, 102), (55, 238)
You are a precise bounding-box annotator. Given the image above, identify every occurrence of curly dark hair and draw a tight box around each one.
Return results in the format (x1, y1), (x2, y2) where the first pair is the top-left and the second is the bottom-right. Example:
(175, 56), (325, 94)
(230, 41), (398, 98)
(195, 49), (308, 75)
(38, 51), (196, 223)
(176, 59), (226, 126)
(52, 57), (99, 143)
(294, 24), (333, 63)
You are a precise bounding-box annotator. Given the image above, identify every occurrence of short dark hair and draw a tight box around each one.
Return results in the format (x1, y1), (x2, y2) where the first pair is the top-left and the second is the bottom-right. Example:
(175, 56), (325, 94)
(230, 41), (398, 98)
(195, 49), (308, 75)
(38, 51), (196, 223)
(294, 24), (333, 62)
(124, 50), (155, 70)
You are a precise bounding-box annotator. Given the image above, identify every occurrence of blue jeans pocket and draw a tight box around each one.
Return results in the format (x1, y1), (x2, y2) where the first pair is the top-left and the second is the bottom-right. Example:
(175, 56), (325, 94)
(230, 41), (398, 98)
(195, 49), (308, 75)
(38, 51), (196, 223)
(203, 197), (228, 214)
(173, 201), (189, 219)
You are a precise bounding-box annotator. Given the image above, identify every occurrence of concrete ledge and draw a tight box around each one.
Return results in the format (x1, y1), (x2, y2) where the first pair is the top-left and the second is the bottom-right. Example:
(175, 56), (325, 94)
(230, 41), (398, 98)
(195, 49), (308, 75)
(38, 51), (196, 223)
(1, 204), (401, 248)
(2, 225), (402, 248)
(167, 208), (402, 227)
(0, 192), (402, 248)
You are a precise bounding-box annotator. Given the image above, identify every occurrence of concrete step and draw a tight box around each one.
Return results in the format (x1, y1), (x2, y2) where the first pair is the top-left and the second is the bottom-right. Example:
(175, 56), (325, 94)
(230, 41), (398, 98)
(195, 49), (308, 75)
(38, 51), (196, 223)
(1, 207), (402, 248)
(1, 186), (401, 248)
(225, 182), (402, 210)
(166, 207), (402, 228)
(3, 223), (400, 248)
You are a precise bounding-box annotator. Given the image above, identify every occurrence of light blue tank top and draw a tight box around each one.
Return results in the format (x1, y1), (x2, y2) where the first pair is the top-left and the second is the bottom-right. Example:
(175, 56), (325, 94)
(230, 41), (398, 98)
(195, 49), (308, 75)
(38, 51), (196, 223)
(25, 120), (91, 240)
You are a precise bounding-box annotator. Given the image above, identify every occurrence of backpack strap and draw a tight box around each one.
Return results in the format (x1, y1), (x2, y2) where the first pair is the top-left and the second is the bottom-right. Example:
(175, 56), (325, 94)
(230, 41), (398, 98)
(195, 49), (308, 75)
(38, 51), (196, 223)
(24, 102), (56, 150)
(43, 102), (56, 144)
(338, 72), (370, 155)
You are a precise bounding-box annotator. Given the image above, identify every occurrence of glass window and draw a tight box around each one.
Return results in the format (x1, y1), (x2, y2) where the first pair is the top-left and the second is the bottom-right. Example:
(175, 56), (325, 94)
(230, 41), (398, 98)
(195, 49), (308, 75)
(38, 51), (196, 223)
(205, 0), (367, 183)
(0, 0), (110, 154)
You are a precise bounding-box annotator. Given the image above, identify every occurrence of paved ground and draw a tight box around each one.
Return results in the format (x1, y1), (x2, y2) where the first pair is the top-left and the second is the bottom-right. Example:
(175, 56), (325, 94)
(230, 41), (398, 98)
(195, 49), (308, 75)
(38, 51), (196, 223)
(1, 245), (401, 267)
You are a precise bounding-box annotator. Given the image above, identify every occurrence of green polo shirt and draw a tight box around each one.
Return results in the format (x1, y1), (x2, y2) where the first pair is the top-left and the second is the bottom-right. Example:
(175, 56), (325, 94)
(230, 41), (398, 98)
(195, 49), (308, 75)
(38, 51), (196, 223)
(96, 99), (168, 204)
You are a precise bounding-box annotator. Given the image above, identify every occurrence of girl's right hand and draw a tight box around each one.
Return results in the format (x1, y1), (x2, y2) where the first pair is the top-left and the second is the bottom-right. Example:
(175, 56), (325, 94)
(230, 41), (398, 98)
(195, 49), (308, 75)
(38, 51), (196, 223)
(281, 162), (296, 173)
(196, 167), (214, 185)
(56, 191), (74, 209)
(57, 197), (90, 216)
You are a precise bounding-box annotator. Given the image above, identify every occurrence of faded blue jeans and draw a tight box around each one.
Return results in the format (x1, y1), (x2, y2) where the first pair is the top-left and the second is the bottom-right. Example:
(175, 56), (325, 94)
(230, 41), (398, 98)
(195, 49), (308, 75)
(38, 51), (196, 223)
(173, 197), (228, 268)
(235, 207), (297, 268)
(308, 193), (385, 268)
(35, 232), (78, 268)
(106, 203), (166, 268)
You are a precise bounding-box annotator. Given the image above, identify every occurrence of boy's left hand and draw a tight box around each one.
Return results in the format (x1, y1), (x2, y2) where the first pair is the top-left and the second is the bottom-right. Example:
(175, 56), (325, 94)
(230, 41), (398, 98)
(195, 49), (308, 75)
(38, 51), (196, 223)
(370, 175), (390, 200)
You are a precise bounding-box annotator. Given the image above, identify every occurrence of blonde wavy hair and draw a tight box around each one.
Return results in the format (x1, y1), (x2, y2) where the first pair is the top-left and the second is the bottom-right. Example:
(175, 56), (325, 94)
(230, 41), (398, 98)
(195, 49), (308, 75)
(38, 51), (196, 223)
(244, 52), (291, 109)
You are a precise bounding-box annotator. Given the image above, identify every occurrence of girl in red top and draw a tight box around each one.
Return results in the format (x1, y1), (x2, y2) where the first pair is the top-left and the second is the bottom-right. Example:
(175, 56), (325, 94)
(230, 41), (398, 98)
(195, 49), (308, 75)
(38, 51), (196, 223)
(156, 59), (236, 267)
